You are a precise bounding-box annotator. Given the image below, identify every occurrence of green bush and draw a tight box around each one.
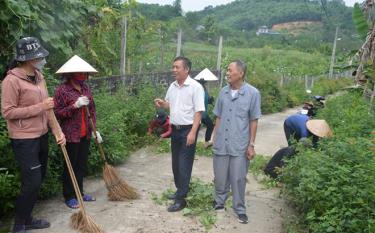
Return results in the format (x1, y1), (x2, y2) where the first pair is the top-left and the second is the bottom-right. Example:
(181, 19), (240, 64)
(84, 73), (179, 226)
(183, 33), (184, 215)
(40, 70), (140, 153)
(0, 169), (19, 214)
(281, 91), (375, 233)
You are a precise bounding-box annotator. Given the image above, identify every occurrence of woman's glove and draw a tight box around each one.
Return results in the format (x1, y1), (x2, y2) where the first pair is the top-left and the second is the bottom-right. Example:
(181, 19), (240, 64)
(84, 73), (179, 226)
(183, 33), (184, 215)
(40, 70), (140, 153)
(74, 96), (89, 108)
(92, 131), (103, 143)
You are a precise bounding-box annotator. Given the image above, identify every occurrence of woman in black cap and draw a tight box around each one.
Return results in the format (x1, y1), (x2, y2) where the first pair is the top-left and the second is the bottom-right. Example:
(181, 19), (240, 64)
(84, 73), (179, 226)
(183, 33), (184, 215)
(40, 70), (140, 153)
(1, 37), (66, 233)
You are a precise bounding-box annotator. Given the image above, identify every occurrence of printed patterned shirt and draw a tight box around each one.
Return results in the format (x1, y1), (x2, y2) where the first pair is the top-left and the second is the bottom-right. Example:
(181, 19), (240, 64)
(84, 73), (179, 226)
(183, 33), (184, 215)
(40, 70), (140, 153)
(54, 82), (96, 143)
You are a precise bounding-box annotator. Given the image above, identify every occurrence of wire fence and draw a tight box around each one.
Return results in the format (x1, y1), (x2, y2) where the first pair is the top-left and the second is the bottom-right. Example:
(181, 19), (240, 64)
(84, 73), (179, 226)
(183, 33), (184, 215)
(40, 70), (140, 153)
(88, 69), (353, 94)
(89, 70), (221, 93)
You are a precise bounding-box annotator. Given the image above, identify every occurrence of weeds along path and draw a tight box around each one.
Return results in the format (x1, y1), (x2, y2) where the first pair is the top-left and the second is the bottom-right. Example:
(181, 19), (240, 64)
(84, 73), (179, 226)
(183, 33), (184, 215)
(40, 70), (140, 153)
(34, 108), (297, 233)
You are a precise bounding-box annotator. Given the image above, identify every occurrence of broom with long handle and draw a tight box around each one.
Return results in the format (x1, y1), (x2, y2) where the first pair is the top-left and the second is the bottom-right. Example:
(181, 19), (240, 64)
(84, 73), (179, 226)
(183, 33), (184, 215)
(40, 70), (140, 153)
(85, 106), (139, 201)
(44, 81), (105, 233)
(46, 110), (105, 233)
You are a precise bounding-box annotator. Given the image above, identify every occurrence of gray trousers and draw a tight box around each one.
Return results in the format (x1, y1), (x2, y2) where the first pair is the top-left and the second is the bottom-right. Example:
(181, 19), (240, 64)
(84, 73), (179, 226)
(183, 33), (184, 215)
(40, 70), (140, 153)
(213, 154), (250, 215)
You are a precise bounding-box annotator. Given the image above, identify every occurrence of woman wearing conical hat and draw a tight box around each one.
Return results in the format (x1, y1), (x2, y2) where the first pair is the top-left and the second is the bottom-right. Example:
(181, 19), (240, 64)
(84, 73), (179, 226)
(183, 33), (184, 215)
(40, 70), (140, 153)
(53, 55), (102, 209)
(1, 37), (66, 233)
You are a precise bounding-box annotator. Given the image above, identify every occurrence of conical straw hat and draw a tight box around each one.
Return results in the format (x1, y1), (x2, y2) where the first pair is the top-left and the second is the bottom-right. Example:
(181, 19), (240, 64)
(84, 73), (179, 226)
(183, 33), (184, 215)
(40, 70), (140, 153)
(306, 119), (333, 138)
(194, 68), (218, 81)
(56, 55), (98, 74)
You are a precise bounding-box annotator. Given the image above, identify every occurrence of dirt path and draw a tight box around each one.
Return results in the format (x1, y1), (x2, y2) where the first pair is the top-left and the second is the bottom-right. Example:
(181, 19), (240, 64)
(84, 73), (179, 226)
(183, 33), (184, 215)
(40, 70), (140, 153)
(31, 108), (298, 233)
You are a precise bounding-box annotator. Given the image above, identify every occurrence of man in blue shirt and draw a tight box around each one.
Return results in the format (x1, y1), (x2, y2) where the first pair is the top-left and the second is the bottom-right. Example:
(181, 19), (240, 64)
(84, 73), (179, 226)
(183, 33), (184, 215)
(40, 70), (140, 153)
(212, 60), (261, 224)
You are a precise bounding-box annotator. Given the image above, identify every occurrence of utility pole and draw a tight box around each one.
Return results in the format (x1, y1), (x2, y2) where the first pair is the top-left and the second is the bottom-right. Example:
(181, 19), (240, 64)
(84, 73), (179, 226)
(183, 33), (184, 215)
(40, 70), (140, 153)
(329, 26), (339, 79)
(176, 29), (182, 57)
(120, 16), (127, 85)
(217, 36), (223, 87)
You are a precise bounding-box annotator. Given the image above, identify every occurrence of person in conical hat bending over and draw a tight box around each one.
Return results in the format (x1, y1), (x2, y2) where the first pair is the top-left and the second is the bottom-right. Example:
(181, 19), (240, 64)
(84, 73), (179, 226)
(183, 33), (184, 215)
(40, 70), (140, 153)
(53, 55), (102, 209)
(1, 36), (66, 233)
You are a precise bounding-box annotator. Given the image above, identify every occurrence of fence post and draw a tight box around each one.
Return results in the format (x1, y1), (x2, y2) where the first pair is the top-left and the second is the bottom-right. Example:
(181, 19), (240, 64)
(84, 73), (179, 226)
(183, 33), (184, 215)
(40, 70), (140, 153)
(369, 83), (375, 113)
(329, 26), (339, 79)
(217, 36), (223, 88)
(279, 75), (284, 87)
(176, 29), (182, 57)
(120, 16), (127, 86)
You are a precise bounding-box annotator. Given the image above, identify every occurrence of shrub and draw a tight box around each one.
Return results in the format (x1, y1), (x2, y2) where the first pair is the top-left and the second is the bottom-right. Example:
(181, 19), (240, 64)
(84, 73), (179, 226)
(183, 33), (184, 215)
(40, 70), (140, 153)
(0, 169), (19, 214)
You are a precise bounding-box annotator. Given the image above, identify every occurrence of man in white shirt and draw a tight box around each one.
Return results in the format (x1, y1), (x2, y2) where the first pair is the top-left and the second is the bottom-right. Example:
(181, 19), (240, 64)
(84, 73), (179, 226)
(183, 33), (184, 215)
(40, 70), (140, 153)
(154, 57), (205, 212)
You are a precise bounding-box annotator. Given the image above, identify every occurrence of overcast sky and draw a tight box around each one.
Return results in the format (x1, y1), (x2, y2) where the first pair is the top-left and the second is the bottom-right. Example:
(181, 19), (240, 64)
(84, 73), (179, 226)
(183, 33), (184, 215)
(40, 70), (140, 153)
(136, 0), (362, 12)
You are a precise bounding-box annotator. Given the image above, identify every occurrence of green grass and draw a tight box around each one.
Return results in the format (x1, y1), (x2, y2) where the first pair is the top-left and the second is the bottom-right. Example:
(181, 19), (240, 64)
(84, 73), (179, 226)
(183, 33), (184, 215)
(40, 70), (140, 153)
(249, 155), (280, 189)
(150, 177), (220, 231)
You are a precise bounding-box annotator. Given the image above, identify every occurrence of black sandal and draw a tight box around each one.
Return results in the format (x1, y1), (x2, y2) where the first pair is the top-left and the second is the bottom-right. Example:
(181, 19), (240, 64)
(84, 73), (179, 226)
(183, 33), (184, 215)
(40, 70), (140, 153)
(25, 218), (50, 230)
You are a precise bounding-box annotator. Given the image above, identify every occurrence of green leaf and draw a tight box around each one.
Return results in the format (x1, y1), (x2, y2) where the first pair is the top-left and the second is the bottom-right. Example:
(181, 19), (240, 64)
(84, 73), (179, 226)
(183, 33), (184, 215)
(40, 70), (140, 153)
(182, 208), (192, 216)
(352, 3), (369, 40)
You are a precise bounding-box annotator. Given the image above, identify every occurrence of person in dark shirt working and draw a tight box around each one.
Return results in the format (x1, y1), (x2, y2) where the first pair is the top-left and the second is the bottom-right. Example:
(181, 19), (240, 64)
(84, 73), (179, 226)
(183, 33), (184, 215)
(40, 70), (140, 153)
(283, 102), (314, 146)
(265, 119), (333, 178)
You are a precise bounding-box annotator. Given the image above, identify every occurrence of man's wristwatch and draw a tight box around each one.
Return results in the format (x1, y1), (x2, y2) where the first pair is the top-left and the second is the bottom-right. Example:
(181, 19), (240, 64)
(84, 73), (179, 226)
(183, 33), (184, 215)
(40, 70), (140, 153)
(249, 143), (255, 148)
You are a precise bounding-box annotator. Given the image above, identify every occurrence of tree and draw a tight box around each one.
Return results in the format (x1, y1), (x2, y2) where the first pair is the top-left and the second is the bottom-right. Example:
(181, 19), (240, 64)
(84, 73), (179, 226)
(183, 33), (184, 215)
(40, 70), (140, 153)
(202, 15), (218, 43)
(173, 0), (182, 16)
(0, 0), (95, 74)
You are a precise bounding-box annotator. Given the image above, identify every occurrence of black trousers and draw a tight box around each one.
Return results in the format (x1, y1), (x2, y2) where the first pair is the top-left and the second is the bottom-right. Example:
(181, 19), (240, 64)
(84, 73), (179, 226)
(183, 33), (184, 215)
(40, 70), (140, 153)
(201, 116), (214, 142)
(63, 137), (90, 201)
(171, 125), (198, 202)
(264, 146), (296, 178)
(11, 133), (49, 224)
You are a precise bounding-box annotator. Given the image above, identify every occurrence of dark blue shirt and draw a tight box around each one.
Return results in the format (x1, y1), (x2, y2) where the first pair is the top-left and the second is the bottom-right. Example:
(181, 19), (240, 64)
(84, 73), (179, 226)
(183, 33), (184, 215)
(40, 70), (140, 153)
(284, 114), (310, 138)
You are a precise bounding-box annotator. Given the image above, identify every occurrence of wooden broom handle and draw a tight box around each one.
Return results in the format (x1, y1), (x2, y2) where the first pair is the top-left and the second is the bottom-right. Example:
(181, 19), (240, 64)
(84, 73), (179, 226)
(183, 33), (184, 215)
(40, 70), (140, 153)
(43, 81), (86, 213)
(61, 144), (86, 214)
(47, 109), (86, 214)
(85, 106), (107, 162)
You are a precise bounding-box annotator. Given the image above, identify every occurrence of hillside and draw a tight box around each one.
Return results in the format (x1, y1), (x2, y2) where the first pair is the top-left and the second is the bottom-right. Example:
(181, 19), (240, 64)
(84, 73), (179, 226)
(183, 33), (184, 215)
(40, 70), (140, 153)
(185, 0), (353, 31)
(137, 0), (361, 54)
(272, 21), (322, 31)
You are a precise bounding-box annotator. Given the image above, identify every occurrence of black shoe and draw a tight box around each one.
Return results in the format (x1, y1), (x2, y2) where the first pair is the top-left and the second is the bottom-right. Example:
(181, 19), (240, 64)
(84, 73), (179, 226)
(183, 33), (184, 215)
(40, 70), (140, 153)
(12, 225), (26, 233)
(25, 218), (50, 230)
(167, 201), (186, 212)
(237, 214), (248, 224)
(167, 193), (176, 200)
(214, 205), (225, 211)
(212, 201), (225, 211)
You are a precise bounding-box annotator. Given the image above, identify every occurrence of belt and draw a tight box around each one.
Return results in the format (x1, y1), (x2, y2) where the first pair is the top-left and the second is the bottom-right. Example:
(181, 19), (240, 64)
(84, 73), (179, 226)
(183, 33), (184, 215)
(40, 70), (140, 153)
(172, 124), (192, 130)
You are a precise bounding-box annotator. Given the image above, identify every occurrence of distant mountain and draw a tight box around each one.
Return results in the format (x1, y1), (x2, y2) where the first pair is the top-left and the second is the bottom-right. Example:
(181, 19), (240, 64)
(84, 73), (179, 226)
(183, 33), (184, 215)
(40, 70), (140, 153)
(136, 0), (360, 52)
(185, 0), (353, 32)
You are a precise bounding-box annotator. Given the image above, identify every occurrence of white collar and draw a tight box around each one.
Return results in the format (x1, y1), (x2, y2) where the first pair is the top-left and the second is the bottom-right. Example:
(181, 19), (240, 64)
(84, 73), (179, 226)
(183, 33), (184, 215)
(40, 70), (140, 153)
(173, 76), (192, 87)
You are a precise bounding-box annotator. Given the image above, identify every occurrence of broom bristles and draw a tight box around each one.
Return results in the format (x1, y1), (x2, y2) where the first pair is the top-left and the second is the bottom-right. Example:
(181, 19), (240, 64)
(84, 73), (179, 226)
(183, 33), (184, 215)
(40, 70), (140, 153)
(71, 211), (105, 233)
(103, 164), (139, 201)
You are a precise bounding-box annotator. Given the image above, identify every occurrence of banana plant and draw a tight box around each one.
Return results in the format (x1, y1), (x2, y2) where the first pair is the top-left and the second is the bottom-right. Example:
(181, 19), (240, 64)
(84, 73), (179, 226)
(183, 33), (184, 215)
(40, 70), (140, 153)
(353, 3), (370, 40)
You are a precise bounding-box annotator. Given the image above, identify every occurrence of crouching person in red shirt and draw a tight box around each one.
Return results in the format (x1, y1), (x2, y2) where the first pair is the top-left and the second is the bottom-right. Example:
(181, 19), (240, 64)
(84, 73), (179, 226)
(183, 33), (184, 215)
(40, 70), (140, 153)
(148, 110), (172, 138)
